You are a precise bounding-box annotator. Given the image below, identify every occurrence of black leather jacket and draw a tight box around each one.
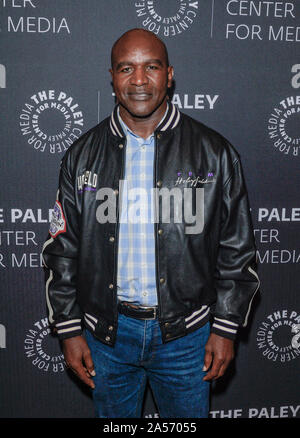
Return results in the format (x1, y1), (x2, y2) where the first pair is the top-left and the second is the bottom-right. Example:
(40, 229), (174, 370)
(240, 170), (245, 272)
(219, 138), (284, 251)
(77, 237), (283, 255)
(42, 103), (259, 346)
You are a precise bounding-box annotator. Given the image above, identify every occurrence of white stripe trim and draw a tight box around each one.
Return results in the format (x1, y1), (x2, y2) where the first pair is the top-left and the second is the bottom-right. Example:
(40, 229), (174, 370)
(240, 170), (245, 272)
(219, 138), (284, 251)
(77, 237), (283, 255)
(160, 104), (175, 131)
(42, 189), (60, 324)
(42, 236), (55, 323)
(84, 316), (96, 331)
(111, 111), (123, 137)
(186, 307), (210, 329)
(57, 326), (82, 334)
(172, 110), (180, 128)
(44, 269), (54, 323)
(56, 319), (81, 327)
(214, 318), (238, 327)
(85, 313), (98, 323)
(243, 266), (260, 327)
(110, 119), (117, 136)
(212, 323), (237, 334)
(185, 306), (208, 322)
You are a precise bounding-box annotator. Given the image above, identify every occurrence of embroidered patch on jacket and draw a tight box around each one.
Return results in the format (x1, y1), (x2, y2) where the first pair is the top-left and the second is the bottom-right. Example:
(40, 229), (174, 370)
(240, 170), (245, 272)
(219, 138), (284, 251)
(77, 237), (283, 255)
(77, 170), (98, 193)
(175, 171), (216, 187)
(49, 201), (66, 238)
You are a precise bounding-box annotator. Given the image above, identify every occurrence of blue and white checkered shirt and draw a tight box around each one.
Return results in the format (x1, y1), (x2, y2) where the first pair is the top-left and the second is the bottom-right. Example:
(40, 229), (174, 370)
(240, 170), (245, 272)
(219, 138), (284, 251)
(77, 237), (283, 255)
(117, 111), (167, 307)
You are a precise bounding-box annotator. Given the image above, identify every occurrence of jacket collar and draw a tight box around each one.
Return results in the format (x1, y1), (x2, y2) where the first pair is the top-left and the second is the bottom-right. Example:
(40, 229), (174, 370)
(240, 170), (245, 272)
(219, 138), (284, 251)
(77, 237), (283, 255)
(109, 102), (181, 138)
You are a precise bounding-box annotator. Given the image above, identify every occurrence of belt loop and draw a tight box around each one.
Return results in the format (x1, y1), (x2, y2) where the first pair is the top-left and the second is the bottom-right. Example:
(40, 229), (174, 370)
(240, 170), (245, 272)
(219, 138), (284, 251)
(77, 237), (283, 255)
(153, 307), (157, 320)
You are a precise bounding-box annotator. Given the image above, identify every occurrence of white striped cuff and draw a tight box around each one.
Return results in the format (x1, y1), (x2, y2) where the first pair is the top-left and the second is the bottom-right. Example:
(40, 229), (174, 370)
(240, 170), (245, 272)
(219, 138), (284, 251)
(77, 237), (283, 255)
(211, 317), (239, 340)
(55, 319), (82, 337)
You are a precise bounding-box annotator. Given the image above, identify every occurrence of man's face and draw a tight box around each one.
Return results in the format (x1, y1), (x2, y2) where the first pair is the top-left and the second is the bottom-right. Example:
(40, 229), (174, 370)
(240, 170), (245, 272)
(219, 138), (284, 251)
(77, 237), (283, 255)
(110, 32), (173, 118)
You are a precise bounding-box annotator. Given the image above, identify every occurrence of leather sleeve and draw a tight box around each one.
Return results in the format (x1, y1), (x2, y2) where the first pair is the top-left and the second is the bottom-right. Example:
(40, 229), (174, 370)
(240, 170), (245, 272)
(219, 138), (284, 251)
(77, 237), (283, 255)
(210, 156), (260, 340)
(42, 157), (83, 340)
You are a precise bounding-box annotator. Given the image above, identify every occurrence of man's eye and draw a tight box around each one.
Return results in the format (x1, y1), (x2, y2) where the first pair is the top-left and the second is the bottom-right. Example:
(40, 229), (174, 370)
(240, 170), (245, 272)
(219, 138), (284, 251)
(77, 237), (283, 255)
(147, 65), (158, 70)
(120, 67), (132, 73)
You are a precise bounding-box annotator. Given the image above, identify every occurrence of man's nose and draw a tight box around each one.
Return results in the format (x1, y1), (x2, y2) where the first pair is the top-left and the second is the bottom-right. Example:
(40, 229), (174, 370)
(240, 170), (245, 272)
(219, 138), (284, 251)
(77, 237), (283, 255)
(130, 67), (148, 86)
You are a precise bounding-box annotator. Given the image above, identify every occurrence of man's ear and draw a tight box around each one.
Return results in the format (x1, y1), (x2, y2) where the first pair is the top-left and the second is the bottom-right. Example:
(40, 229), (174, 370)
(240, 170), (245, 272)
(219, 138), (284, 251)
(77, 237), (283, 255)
(167, 66), (174, 88)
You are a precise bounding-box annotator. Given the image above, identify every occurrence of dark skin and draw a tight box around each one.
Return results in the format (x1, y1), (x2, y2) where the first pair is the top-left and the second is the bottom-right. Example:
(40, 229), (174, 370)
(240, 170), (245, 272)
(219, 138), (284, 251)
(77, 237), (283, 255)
(62, 29), (234, 389)
(63, 335), (95, 389)
(109, 29), (174, 139)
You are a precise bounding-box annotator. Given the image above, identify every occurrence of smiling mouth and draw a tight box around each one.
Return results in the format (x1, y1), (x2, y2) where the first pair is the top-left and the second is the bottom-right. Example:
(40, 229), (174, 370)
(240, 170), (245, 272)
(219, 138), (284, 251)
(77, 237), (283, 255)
(128, 92), (152, 100)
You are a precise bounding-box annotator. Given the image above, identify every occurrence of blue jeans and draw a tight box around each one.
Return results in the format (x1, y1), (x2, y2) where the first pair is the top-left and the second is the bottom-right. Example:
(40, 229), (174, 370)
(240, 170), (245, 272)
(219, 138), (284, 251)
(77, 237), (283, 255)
(85, 314), (210, 418)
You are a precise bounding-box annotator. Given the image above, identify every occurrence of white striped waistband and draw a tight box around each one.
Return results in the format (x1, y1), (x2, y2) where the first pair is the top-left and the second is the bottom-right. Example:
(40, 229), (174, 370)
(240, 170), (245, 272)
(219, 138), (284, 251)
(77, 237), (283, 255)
(185, 306), (210, 329)
(83, 307), (210, 332)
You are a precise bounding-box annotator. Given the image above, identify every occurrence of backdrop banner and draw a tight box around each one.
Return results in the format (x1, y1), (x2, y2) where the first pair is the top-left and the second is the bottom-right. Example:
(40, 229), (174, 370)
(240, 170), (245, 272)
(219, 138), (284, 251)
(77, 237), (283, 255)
(0, 0), (299, 419)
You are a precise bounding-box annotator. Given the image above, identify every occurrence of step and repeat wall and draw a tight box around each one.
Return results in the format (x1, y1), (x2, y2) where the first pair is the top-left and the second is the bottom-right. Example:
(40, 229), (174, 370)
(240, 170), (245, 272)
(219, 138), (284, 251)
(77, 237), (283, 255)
(1, 0), (299, 419)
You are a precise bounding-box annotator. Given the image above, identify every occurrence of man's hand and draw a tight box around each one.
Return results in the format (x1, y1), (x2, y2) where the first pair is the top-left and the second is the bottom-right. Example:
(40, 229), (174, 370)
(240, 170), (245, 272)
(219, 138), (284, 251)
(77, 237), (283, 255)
(203, 333), (234, 381)
(62, 335), (96, 389)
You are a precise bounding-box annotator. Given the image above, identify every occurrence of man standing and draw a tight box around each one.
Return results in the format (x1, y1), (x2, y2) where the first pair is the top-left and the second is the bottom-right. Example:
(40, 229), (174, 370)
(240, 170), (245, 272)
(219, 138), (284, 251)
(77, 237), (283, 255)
(42, 29), (259, 418)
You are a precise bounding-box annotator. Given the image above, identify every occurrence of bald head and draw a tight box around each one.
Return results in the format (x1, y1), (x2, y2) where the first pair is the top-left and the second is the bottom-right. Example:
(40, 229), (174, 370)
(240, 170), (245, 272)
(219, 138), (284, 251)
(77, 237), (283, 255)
(111, 28), (169, 69)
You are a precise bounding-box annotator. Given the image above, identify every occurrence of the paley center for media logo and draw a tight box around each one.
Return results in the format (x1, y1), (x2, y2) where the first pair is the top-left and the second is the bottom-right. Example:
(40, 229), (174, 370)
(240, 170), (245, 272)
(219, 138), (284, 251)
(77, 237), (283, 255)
(256, 309), (300, 364)
(134, 0), (199, 37)
(267, 65), (300, 159)
(24, 317), (66, 373)
(19, 90), (84, 154)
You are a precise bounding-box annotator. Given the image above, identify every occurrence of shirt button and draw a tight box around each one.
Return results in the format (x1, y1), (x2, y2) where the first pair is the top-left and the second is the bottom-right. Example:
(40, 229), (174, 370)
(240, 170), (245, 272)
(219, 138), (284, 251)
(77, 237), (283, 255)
(165, 322), (170, 328)
(141, 145), (146, 150)
(158, 229), (163, 235)
(157, 133), (162, 139)
(160, 277), (165, 284)
(118, 143), (124, 149)
(143, 291), (148, 297)
(166, 333), (171, 339)
(105, 336), (111, 342)
(109, 236), (115, 242)
(156, 180), (162, 187)
(109, 283), (114, 289)
(108, 326), (114, 331)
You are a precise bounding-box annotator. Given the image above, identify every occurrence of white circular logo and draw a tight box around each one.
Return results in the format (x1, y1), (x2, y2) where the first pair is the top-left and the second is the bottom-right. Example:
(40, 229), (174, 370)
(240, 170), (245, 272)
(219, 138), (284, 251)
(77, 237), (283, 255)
(24, 317), (66, 373)
(134, 0), (199, 37)
(267, 95), (300, 158)
(19, 90), (84, 154)
(256, 309), (300, 363)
